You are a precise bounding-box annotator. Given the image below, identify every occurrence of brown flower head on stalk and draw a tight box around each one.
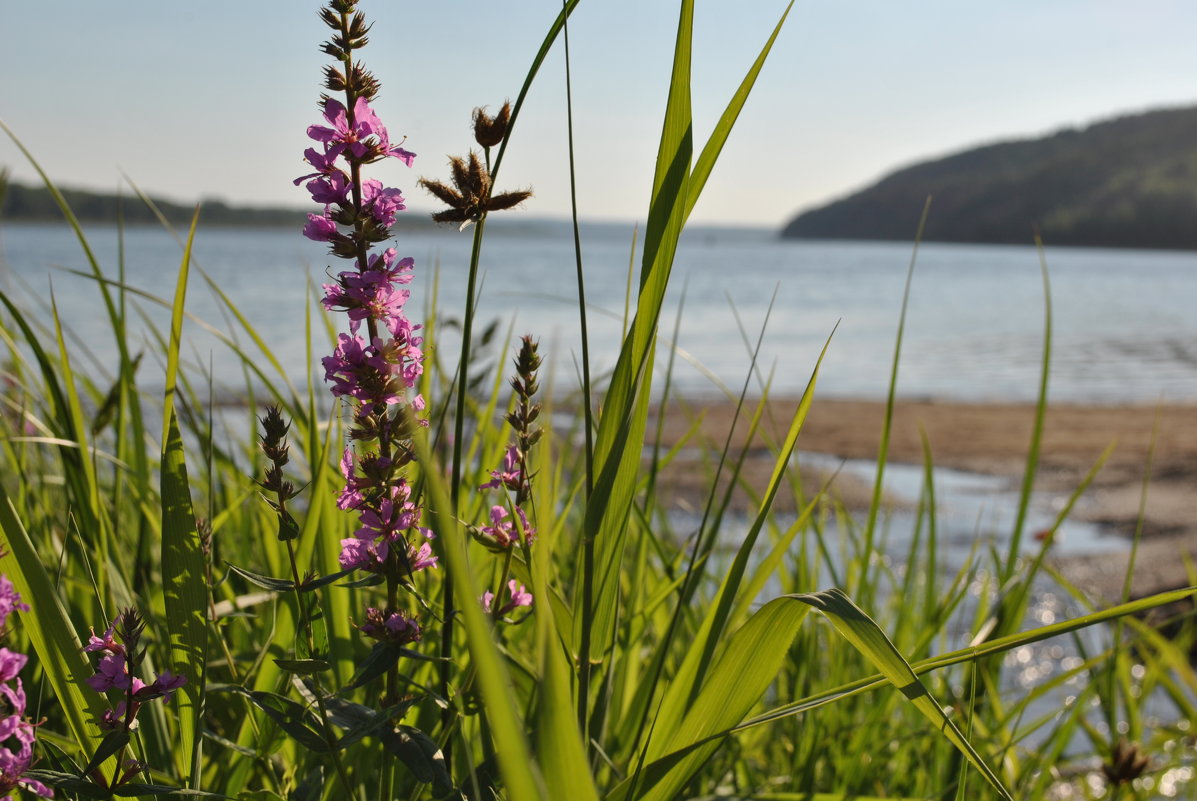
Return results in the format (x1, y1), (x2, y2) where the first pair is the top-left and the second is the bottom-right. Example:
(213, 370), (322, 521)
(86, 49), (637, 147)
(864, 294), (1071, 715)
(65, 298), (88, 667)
(419, 151), (531, 230)
(472, 101), (511, 148)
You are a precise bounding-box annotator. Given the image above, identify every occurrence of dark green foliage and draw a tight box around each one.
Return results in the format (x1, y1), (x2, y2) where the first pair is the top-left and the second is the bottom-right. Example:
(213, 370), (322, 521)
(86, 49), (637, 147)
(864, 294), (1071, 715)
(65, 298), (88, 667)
(782, 104), (1197, 249)
(0, 180), (307, 226)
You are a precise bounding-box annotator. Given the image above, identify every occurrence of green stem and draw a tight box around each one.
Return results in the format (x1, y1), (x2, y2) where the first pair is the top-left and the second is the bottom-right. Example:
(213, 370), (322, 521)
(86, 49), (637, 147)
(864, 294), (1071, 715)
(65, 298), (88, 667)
(284, 539), (361, 801)
(559, 0), (597, 747)
(442, 209), (489, 774)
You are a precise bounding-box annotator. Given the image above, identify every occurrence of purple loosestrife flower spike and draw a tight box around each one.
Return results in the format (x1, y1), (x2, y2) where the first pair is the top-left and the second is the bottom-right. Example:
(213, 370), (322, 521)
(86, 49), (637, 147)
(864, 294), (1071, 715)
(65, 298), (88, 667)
(83, 610), (186, 732)
(0, 575), (51, 800)
(304, 4), (432, 599)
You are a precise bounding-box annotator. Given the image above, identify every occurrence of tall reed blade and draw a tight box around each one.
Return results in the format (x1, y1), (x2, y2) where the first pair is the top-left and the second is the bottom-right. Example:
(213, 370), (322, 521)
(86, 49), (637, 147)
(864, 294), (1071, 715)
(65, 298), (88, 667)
(160, 209), (208, 786)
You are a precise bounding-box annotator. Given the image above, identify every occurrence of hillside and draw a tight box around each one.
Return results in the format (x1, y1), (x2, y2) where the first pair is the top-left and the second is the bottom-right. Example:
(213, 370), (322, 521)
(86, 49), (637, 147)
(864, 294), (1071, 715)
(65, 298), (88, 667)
(781, 105), (1197, 249)
(0, 179), (315, 227)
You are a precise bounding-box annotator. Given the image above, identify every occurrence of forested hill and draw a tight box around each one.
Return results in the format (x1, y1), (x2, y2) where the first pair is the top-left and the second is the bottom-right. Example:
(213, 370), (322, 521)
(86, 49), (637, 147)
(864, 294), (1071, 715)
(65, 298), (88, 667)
(781, 105), (1197, 250)
(0, 179), (315, 227)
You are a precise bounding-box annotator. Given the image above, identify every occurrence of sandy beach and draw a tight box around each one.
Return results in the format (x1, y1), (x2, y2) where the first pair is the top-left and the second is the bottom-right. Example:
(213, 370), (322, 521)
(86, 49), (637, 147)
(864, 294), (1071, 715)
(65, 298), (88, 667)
(652, 397), (1197, 601)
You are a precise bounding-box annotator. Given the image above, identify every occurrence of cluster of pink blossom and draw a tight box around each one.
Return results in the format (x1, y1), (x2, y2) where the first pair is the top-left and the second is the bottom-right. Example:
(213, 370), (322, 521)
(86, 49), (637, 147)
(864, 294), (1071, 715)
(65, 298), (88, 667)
(83, 613), (187, 732)
(357, 607), (421, 646)
(0, 575), (52, 801)
(299, 91), (435, 580)
(478, 446), (537, 550)
(475, 445), (535, 616)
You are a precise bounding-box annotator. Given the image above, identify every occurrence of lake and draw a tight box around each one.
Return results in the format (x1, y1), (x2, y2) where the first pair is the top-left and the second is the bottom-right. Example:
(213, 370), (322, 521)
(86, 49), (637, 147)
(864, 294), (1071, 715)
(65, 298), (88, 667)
(1, 219), (1195, 403)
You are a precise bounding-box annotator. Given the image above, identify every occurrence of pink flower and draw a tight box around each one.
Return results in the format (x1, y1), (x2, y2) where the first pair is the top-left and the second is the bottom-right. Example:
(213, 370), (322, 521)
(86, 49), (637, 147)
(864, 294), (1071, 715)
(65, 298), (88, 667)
(479, 504), (535, 548)
(355, 484), (418, 542)
(481, 446), (522, 492)
(86, 652), (130, 692)
(308, 97), (378, 159)
(141, 670), (187, 703)
(305, 171), (352, 206)
(407, 540), (438, 571)
(338, 535), (388, 573)
(0, 651), (26, 684)
(366, 250), (415, 285)
(0, 577), (28, 629)
(361, 179), (406, 226)
(358, 607), (421, 645)
(293, 144), (347, 185)
(337, 448), (368, 511)
(303, 212), (338, 242)
(83, 623), (123, 654)
(481, 580), (534, 617)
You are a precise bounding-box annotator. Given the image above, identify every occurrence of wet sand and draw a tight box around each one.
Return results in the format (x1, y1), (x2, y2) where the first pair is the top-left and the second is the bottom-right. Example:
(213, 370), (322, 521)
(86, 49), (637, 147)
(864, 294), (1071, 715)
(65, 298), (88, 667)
(651, 397), (1197, 601)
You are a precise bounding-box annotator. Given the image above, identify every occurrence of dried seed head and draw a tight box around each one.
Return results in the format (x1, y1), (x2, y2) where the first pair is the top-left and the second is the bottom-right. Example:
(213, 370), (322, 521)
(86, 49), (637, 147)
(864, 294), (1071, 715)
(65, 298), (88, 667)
(323, 65), (347, 92)
(473, 101), (512, 148)
(1102, 739), (1150, 786)
(420, 151), (531, 226)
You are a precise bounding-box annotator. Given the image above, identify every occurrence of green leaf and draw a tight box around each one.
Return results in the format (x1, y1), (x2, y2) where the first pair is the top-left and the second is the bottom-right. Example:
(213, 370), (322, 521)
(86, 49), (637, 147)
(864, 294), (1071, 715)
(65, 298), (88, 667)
(612, 597), (812, 801)
(81, 729), (130, 780)
(683, 1), (794, 221)
(272, 659), (331, 675)
(297, 568), (353, 593)
(411, 431), (546, 801)
(20, 770), (111, 799)
(378, 726), (453, 797)
(224, 564), (294, 593)
(237, 689), (329, 754)
(113, 785), (231, 798)
(345, 642), (403, 690)
(296, 592), (329, 661)
(321, 697), (415, 751)
(276, 509), (300, 542)
(160, 208), (209, 788)
(532, 546), (600, 801)
(337, 573), (384, 589)
(787, 589), (1012, 801)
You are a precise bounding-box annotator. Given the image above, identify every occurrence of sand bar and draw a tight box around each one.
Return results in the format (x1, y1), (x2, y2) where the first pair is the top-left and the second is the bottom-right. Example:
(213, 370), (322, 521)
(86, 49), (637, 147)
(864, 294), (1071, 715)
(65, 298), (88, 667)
(651, 397), (1197, 600)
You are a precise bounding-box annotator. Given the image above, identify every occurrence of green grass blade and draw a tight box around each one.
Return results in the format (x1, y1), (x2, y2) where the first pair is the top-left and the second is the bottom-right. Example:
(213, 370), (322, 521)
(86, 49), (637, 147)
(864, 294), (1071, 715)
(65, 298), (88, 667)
(160, 209), (208, 786)
(1004, 235), (1053, 573)
(610, 597), (812, 801)
(0, 485), (107, 755)
(644, 332), (832, 758)
(864, 197), (931, 561)
(576, 0), (693, 686)
(532, 537), (600, 801)
(792, 589), (1012, 800)
(411, 431), (546, 801)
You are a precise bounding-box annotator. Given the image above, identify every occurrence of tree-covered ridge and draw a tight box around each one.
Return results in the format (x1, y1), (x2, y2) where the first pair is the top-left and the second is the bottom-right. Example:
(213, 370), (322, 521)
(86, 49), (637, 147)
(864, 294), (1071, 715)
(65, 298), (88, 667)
(781, 104), (1197, 249)
(0, 178), (315, 227)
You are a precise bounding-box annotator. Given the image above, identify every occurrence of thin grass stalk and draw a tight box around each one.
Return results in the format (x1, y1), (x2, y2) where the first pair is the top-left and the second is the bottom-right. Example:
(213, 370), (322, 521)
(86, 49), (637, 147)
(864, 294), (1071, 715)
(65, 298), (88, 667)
(1003, 232), (1054, 575)
(443, 211), (487, 771)
(863, 195), (931, 563)
(561, 0), (599, 744)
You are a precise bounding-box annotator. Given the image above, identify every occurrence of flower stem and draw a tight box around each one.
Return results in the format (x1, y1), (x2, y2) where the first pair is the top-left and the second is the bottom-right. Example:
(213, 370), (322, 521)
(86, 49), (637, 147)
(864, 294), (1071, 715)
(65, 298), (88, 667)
(442, 209), (489, 774)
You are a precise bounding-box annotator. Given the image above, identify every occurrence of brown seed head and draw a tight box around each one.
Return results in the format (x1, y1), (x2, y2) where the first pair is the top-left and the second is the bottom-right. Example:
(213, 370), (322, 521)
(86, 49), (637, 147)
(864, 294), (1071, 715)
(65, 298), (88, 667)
(473, 101), (512, 148)
(1102, 739), (1150, 786)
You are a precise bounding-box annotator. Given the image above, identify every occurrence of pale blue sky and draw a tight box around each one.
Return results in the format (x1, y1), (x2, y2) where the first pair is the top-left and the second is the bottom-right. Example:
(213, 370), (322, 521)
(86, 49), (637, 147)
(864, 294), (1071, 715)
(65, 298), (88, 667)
(2, 1), (1195, 227)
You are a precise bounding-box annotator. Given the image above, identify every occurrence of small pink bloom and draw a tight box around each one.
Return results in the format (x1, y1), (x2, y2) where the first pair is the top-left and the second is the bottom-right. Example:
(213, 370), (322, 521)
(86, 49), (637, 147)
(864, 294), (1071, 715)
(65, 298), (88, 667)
(303, 212), (338, 242)
(481, 446), (522, 492)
